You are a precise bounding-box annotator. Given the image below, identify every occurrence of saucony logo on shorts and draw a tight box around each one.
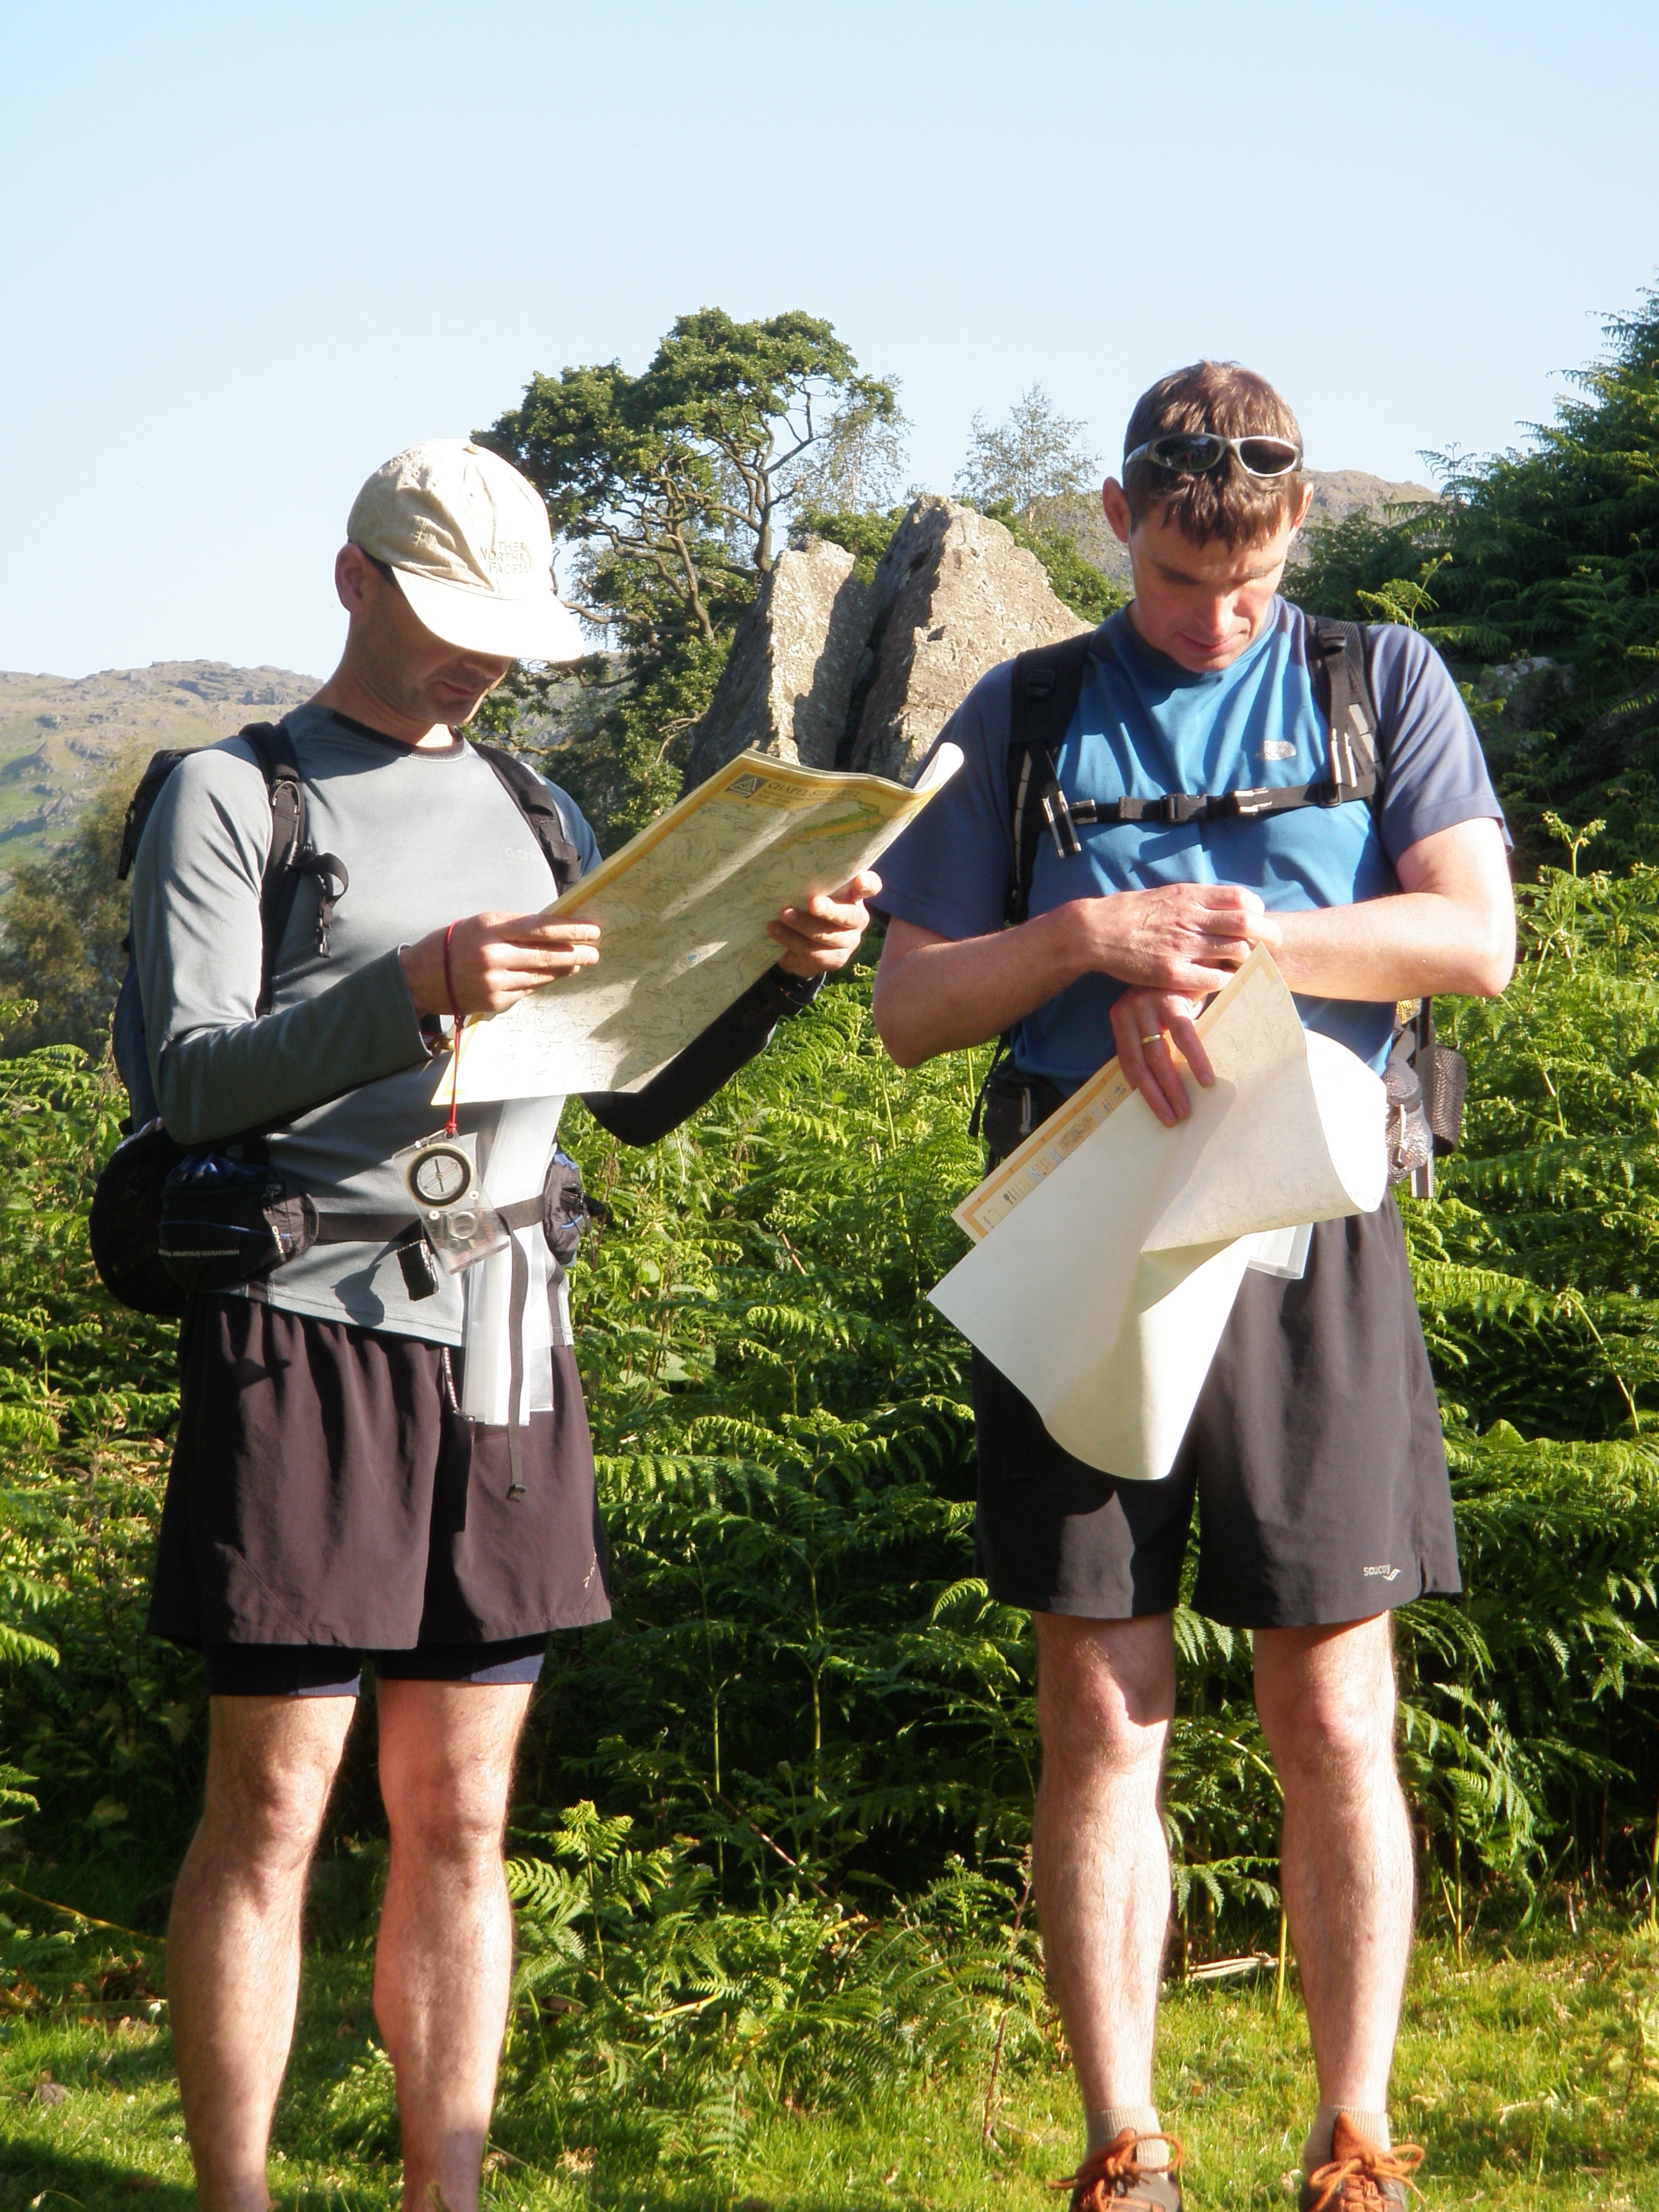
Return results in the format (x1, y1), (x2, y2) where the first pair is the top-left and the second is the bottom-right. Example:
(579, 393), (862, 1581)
(1362, 1563), (1402, 1581)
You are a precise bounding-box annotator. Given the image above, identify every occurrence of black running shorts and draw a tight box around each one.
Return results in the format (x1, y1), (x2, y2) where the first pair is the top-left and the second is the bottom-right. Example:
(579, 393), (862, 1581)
(972, 1198), (1460, 1628)
(149, 1294), (611, 1651)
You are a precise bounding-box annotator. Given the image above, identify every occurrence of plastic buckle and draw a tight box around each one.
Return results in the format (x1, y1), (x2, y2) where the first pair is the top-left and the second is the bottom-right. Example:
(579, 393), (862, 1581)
(1159, 793), (1205, 825)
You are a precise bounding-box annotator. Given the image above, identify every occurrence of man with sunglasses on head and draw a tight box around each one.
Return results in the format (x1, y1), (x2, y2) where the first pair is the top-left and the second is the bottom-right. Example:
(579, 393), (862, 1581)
(871, 363), (1515, 2208)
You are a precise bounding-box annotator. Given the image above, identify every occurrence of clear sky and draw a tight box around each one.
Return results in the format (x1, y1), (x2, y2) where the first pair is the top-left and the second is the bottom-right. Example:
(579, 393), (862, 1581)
(2, 0), (1655, 682)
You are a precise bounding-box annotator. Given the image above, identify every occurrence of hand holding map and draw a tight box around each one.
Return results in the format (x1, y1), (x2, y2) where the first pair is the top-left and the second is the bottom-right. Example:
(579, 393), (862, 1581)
(931, 948), (1387, 1483)
(440, 745), (962, 1103)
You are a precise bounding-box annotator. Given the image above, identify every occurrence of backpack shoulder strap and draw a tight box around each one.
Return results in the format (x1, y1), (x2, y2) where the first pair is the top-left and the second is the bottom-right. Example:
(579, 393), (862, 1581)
(238, 721), (349, 1012)
(240, 722), (307, 1013)
(116, 750), (193, 882)
(1005, 632), (1095, 925)
(1305, 617), (1382, 802)
(472, 742), (584, 894)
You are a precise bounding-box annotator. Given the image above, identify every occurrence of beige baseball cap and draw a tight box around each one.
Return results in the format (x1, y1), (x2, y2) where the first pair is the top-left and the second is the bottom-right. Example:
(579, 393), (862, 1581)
(346, 438), (587, 662)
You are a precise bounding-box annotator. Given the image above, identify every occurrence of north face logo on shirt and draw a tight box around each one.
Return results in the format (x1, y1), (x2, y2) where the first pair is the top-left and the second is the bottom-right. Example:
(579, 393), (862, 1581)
(1260, 740), (1296, 761)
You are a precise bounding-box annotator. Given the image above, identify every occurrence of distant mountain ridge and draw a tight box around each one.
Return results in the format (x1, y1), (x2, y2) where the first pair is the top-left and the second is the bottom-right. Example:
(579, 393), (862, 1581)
(0, 661), (320, 875)
(0, 467), (1427, 873)
(1030, 467), (1438, 585)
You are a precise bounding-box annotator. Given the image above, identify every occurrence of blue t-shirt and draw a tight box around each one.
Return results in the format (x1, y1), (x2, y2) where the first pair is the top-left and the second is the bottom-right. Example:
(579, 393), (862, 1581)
(876, 600), (1507, 1085)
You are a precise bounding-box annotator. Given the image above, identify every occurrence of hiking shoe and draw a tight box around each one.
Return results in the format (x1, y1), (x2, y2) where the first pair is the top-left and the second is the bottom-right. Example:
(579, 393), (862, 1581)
(1052, 2129), (1184, 2209)
(1298, 2113), (1425, 2209)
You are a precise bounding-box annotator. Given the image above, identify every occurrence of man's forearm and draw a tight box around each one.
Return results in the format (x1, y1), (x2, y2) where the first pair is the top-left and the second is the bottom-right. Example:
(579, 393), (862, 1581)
(874, 910), (1089, 1067)
(876, 883), (1279, 1067)
(583, 965), (821, 1145)
(1272, 891), (1515, 1004)
(876, 822), (1514, 1073)
(153, 950), (430, 1145)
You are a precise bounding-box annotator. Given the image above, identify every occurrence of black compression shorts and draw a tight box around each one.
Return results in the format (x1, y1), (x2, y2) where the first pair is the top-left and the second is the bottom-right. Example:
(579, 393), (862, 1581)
(971, 1197), (1460, 1628)
(201, 1636), (548, 1698)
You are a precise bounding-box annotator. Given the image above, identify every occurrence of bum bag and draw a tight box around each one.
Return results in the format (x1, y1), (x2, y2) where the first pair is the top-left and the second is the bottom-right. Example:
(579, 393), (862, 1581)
(88, 1121), (602, 1317)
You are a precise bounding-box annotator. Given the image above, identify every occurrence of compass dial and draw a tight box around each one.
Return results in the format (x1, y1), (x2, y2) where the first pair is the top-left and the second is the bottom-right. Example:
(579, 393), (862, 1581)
(409, 1145), (472, 1207)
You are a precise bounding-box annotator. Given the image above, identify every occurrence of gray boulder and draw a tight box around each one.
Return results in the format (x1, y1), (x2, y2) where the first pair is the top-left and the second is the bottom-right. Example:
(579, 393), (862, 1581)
(845, 498), (1089, 781)
(682, 538), (870, 788)
(1476, 655), (1573, 734)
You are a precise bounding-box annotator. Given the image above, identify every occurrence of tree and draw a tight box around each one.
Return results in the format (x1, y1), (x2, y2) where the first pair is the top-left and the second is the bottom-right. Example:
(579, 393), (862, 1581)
(789, 383), (912, 516)
(1287, 284), (1659, 865)
(481, 313), (900, 840)
(0, 765), (137, 1059)
(953, 384), (1101, 518)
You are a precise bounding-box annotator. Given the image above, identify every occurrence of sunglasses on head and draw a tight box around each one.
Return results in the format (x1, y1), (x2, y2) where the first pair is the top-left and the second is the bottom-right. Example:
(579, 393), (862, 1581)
(1122, 432), (1302, 480)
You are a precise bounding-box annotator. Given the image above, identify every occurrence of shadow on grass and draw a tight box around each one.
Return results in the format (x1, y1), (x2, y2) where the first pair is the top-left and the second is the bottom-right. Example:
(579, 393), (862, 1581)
(0, 2139), (407, 2212)
(0, 2134), (195, 2212)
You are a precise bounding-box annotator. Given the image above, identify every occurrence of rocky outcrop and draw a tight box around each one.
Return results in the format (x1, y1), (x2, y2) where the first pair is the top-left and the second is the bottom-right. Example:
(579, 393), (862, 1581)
(1477, 656), (1573, 734)
(682, 538), (870, 786)
(683, 497), (1087, 791)
(843, 498), (1088, 781)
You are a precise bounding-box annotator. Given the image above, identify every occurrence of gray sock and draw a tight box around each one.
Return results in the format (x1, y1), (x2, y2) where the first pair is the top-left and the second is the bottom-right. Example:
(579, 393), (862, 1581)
(1087, 2106), (1167, 2171)
(1303, 2105), (1390, 2175)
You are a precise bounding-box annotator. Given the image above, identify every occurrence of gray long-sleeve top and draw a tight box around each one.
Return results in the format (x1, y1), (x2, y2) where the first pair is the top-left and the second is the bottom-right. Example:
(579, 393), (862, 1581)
(130, 705), (600, 1343)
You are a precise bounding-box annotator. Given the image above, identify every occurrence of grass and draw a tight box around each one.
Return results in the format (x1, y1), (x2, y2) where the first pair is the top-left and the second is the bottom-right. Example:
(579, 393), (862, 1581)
(4, 1867), (1659, 2211)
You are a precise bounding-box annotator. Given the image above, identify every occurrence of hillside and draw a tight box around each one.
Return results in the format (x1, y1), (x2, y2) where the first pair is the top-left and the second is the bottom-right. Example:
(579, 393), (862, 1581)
(0, 661), (319, 876)
(0, 473), (1424, 872)
(1030, 466), (1438, 585)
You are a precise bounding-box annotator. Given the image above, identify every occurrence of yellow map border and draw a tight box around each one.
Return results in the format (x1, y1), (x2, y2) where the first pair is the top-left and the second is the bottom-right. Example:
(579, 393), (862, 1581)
(953, 945), (1276, 1243)
(540, 748), (930, 919)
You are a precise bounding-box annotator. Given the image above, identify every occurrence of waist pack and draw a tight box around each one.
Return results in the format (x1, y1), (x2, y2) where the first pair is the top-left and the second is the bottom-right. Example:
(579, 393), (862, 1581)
(89, 1120), (604, 1317)
(89, 1124), (312, 1316)
(979, 1065), (1068, 1167)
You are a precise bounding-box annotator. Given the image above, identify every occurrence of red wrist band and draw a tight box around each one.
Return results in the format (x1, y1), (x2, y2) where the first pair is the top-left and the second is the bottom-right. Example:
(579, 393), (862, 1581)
(442, 922), (464, 1137)
(443, 920), (462, 1025)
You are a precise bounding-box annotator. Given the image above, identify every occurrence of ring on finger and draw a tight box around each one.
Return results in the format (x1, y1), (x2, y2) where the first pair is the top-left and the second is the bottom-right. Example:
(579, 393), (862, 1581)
(1140, 1031), (1164, 1046)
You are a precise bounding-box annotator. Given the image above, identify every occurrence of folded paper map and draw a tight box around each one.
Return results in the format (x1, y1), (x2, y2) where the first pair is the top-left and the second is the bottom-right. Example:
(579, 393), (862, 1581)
(930, 948), (1387, 1483)
(440, 744), (962, 1102)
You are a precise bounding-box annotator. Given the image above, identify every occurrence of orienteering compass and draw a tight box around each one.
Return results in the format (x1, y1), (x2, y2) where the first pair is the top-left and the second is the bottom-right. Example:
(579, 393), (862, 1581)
(402, 1136), (476, 1212)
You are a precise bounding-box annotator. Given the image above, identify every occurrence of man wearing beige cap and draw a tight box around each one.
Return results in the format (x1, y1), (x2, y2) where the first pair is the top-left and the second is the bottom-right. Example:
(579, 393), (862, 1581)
(131, 440), (877, 2212)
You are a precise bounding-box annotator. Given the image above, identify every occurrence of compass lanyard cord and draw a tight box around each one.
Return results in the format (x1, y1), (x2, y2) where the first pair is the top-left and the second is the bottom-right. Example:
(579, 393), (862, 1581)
(443, 921), (464, 1138)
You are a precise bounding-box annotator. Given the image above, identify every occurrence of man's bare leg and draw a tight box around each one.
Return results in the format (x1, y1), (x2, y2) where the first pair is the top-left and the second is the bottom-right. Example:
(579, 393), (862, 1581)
(168, 1693), (357, 2212)
(373, 1678), (532, 2212)
(1031, 1612), (1177, 2110)
(1253, 1617), (1413, 2110)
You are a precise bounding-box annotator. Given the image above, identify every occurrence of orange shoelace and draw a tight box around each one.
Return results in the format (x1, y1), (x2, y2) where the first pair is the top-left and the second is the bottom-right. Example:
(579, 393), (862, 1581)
(1051, 2132), (1186, 2205)
(1304, 2137), (1425, 2210)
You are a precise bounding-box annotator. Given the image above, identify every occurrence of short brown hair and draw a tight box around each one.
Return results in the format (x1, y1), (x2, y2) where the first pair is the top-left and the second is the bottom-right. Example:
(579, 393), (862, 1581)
(1121, 362), (1303, 548)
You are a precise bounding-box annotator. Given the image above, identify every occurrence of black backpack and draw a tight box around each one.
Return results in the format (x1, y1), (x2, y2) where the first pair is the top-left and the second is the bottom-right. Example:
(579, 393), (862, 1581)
(91, 719), (583, 1313)
(976, 620), (1464, 1189)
